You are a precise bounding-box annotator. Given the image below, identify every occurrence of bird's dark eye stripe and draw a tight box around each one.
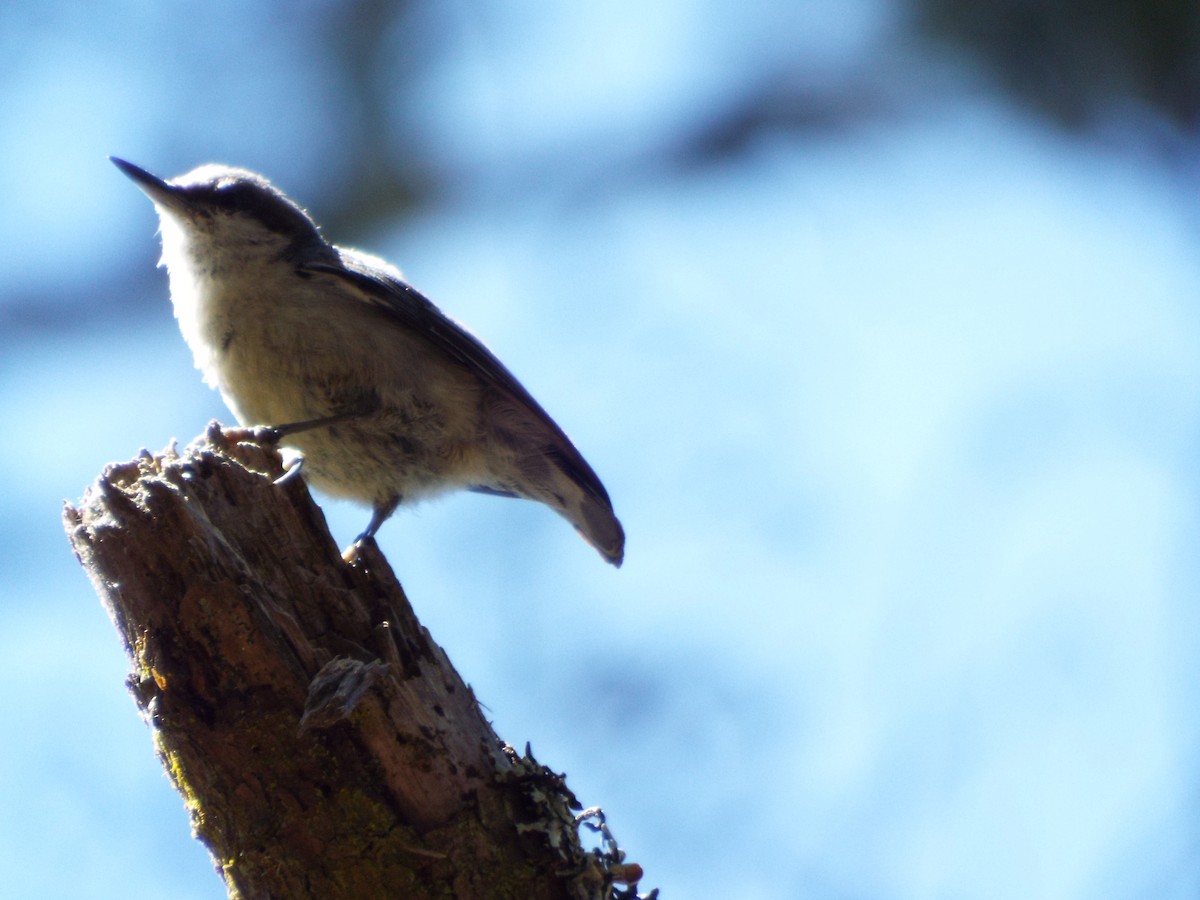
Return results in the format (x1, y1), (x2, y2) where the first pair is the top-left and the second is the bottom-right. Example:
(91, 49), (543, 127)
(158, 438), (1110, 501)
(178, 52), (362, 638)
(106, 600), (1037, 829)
(197, 181), (321, 240)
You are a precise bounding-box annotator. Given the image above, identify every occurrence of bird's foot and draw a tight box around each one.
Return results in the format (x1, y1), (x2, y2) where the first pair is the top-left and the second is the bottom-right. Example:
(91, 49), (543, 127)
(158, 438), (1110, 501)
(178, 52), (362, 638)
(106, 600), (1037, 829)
(342, 533), (375, 564)
(222, 424), (285, 446)
(274, 454), (305, 485)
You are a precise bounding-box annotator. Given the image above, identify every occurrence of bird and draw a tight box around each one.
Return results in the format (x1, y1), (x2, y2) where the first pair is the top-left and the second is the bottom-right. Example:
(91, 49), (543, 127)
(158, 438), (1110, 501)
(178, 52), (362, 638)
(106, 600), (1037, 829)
(111, 157), (624, 566)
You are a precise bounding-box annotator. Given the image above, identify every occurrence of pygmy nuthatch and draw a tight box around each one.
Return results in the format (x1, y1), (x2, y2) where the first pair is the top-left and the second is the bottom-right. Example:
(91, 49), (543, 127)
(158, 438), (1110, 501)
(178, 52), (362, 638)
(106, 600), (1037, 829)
(111, 157), (624, 566)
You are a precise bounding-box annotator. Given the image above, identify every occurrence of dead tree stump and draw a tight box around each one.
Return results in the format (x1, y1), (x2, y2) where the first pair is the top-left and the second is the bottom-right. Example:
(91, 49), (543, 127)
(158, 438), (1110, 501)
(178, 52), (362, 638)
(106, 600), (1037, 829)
(62, 424), (646, 900)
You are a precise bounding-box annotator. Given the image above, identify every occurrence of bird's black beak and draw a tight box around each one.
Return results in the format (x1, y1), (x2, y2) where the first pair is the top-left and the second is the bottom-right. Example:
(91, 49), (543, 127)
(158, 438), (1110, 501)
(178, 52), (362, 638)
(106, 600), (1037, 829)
(110, 157), (184, 210)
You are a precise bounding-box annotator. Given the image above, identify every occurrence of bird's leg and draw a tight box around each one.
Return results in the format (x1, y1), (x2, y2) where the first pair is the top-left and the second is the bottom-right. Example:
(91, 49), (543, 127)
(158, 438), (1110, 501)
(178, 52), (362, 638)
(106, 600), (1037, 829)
(354, 495), (401, 546)
(232, 408), (372, 446)
(225, 413), (352, 487)
(226, 400), (380, 484)
(342, 495), (401, 562)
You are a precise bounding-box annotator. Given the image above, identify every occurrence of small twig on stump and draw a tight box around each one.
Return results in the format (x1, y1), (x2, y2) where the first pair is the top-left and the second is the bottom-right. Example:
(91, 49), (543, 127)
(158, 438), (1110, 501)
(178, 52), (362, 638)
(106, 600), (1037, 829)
(62, 423), (650, 900)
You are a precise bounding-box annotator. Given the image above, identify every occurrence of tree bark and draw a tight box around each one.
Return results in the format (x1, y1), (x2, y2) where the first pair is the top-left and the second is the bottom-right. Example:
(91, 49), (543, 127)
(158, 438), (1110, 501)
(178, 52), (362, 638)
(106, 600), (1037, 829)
(62, 424), (646, 900)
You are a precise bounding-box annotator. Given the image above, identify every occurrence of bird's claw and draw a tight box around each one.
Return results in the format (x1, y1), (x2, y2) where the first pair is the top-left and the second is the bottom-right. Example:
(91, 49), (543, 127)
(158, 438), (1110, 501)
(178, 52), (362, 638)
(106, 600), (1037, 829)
(274, 455), (305, 485)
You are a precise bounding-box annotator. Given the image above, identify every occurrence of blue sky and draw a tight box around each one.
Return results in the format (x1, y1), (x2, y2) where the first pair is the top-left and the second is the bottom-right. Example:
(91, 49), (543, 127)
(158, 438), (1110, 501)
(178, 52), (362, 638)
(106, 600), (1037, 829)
(3, 2), (1200, 897)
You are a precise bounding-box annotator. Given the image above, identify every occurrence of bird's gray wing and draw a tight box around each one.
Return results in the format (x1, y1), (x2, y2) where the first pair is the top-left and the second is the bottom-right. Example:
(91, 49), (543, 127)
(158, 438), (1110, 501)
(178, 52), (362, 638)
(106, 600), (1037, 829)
(301, 255), (614, 510)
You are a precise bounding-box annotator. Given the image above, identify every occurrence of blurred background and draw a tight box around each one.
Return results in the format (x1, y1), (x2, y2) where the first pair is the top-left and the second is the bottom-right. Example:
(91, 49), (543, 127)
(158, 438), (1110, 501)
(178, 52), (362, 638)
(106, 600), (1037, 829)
(3, 1), (1200, 897)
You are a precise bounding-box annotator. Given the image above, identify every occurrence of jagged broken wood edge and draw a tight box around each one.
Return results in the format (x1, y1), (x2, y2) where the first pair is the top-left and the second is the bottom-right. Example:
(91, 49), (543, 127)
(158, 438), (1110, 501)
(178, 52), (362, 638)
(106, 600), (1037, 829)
(62, 422), (647, 900)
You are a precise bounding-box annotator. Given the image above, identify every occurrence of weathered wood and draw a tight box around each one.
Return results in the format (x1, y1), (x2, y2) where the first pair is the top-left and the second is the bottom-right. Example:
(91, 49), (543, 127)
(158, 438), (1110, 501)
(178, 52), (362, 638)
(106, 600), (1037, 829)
(63, 424), (645, 900)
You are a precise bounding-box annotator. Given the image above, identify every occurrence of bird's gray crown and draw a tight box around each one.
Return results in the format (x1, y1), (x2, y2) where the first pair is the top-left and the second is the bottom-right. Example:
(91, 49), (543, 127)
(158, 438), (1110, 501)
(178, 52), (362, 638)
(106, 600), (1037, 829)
(170, 164), (324, 245)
